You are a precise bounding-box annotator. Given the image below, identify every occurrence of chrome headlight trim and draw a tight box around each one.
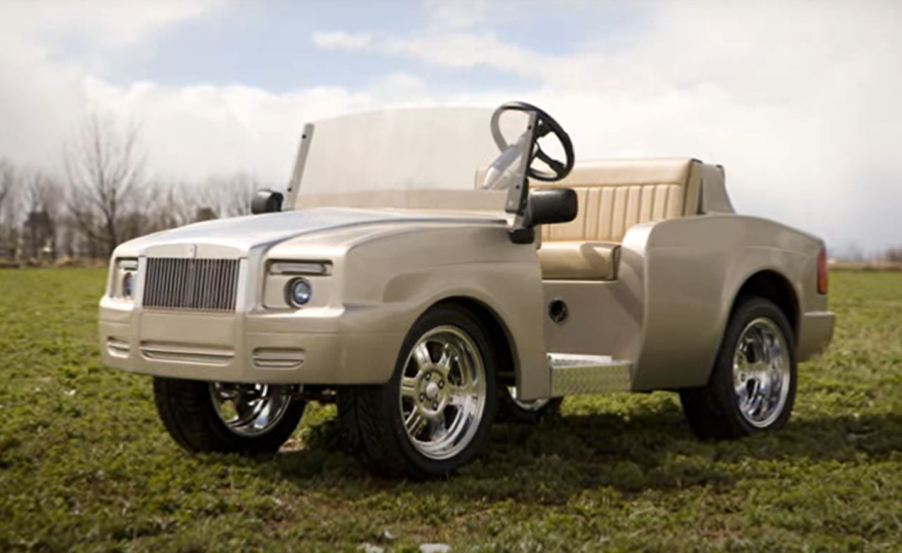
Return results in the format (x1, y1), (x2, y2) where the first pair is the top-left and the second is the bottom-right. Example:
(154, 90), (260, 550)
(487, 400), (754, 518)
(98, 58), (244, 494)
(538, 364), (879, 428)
(269, 261), (331, 276)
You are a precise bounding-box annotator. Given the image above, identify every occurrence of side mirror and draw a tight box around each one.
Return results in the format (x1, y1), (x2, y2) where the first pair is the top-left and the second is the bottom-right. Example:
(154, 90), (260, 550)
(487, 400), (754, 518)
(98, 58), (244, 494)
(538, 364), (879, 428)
(251, 189), (284, 214)
(527, 188), (578, 226)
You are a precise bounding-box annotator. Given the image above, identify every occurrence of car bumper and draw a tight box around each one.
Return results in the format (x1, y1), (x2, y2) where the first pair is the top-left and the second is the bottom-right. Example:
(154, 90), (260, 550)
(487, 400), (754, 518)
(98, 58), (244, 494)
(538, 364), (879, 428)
(796, 310), (835, 362)
(99, 299), (404, 384)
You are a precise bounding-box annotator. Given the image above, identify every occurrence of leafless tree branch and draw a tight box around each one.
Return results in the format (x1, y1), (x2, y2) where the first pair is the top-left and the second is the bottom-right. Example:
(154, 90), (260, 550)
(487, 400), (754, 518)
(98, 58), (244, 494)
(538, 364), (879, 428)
(65, 113), (145, 256)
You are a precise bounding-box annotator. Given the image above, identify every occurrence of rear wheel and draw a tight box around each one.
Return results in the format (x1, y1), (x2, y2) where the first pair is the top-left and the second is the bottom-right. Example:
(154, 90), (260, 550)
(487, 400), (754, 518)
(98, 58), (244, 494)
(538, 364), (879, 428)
(338, 304), (497, 478)
(680, 296), (797, 440)
(497, 386), (562, 423)
(153, 378), (306, 454)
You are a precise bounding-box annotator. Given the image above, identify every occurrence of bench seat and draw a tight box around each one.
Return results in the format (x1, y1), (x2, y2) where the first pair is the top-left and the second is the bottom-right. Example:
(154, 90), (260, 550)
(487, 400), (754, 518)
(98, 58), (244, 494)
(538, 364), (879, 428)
(534, 158), (705, 281)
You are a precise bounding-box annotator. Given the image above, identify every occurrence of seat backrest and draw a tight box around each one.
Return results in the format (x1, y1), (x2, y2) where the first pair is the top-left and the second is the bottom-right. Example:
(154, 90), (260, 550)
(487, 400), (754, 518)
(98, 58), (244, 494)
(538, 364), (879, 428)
(534, 158), (703, 243)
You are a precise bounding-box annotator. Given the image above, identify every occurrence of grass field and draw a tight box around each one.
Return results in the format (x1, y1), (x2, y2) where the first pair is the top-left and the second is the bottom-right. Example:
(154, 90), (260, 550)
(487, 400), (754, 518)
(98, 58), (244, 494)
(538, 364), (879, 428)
(0, 269), (900, 552)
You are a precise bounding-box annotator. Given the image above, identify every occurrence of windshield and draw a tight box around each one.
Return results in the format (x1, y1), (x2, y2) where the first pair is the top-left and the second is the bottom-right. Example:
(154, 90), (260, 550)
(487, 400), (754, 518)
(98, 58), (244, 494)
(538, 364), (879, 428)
(288, 107), (531, 212)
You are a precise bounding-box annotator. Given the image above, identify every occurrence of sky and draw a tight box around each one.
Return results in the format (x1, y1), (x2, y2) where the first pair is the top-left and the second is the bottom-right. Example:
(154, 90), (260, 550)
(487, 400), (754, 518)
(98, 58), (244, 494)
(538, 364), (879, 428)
(0, 0), (900, 254)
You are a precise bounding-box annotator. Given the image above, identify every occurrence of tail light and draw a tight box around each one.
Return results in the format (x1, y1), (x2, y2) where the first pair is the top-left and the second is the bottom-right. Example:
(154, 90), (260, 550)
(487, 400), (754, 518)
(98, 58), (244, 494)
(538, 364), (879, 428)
(817, 247), (828, 294)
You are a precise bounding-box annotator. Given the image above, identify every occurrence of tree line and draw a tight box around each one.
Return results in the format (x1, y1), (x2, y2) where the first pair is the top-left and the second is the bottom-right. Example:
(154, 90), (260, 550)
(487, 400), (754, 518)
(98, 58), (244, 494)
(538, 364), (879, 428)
(0, 114), (262, 262)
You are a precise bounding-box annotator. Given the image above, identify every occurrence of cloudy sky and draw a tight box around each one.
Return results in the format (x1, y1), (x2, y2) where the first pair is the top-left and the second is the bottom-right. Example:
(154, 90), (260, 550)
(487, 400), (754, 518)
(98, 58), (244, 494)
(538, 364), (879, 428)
(1, 0), (900, 253)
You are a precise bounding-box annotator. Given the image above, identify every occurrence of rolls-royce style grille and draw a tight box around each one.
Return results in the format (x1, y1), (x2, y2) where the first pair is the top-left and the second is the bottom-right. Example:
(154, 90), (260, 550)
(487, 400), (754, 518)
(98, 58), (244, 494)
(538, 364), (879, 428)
(143, 258), (239, 312)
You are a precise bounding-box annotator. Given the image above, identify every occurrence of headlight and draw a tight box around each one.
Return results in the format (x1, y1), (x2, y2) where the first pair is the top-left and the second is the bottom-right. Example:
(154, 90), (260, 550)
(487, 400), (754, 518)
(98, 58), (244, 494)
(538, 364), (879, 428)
(285, 278), (313, 307)
(265, 260), (331, 309)
(122, 271), (134, 299)
(114, 258), (138, 301)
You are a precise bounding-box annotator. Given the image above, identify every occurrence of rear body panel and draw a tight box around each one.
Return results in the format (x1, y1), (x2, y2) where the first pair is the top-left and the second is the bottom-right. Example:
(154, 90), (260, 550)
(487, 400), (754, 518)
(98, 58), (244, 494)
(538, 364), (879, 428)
(541, 214), (834, 391)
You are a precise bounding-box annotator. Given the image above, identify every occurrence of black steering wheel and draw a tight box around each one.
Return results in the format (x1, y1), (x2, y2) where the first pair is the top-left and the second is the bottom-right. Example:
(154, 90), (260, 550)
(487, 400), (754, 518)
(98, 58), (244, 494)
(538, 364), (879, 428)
(490, 101), (574, 182)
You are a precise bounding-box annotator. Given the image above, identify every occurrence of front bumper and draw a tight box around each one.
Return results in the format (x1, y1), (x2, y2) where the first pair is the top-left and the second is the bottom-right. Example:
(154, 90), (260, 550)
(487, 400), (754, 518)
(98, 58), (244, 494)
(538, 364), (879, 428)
(99, 298), (404, 385)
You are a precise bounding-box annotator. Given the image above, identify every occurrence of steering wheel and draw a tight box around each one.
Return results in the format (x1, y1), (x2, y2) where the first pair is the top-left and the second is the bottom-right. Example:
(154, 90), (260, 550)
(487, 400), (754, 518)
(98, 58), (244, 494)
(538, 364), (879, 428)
(490, 101), (574, 182)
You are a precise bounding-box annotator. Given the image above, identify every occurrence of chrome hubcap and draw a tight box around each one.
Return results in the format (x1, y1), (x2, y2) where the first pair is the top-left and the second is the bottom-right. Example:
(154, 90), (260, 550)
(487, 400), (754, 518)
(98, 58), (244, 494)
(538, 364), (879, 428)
(399, 325), (486, 460)
(732, 317), (791, 428)
(507, 386), (551, 412)
(209, 382), (294, 437)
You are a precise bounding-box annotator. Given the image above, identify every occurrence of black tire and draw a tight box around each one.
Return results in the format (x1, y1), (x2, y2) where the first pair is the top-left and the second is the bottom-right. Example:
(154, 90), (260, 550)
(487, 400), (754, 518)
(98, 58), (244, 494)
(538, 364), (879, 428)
(153, 377), (306, 455)
(496, 386), (563, 424)
(337, 304), (498, 479)
(679, 296), (797, 440)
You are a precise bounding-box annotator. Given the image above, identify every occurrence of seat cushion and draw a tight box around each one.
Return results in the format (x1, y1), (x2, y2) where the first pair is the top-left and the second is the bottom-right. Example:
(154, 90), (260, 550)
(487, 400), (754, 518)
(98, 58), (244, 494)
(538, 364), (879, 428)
(538, 241), (621, 280)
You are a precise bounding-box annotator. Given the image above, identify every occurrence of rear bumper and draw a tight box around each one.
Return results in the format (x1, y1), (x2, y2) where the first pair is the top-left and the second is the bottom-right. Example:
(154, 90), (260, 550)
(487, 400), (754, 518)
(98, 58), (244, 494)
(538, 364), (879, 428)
(796, 310), (835, 362)
(99, 299), (404, 385)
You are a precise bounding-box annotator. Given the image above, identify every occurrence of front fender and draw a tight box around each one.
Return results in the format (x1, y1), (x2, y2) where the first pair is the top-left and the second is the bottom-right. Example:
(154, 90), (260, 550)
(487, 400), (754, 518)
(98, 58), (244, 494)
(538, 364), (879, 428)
(342, 224), (550, 398)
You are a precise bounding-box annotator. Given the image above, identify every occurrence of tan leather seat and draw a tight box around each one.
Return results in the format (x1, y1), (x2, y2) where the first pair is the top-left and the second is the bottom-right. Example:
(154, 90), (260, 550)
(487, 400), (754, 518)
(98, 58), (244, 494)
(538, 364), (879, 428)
(538, 241), (621, 280)
(535, 159), (703, 280)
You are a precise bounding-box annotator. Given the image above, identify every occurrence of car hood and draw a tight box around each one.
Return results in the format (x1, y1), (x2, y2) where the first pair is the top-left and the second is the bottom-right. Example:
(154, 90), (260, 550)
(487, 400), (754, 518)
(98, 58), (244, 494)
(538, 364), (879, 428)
(114, 207), (506, 257)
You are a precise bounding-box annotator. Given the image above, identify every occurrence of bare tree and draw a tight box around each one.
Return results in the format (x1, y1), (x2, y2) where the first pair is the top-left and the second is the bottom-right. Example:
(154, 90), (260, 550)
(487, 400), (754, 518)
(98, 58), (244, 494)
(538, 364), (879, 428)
(0, 160), (22, 258)
(196, 172), (259, 219)
(65, 114), (144, 256)
(0, 160), (11, 211)
(154, 180), (203, 228)
(22, 171), (61, 259)
(884, 247), (902, 264)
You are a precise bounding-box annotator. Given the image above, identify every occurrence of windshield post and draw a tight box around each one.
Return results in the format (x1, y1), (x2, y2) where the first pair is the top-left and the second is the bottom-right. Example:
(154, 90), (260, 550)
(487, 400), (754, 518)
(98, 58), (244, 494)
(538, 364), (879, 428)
(284, 122), (315, 210)
(505, 111), (538, 242)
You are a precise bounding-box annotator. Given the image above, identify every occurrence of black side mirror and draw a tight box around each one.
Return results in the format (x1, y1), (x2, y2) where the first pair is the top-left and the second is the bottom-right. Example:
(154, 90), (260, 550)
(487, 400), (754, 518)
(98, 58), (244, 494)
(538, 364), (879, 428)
(251, 189), (284, 214)
(527, 188), (578, 226)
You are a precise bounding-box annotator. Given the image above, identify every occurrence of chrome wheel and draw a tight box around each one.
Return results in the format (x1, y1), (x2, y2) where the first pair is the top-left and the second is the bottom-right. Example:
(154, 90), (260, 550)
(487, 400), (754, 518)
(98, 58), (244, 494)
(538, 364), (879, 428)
(398, 325), (487, 461)
(507, 386), (551, 412)
(732, 317), (792, 428)
(209, 382), (294, 437)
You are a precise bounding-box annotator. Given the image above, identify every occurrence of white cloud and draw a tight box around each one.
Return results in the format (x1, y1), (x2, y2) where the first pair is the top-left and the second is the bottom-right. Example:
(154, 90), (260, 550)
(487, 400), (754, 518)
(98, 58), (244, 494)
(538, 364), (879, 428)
(312, 1), (902, 251)
(424, 0), (490, 30)
(79, 77), (397, 184)
(1, 1), (901, 252)
(0, 0), (223, 170)
(311, 31), (373, 51)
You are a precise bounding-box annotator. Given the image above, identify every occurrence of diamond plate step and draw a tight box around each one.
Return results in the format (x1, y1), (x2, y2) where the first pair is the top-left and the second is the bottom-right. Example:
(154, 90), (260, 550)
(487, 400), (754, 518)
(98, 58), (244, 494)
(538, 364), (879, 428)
(549, 353), (632, 396)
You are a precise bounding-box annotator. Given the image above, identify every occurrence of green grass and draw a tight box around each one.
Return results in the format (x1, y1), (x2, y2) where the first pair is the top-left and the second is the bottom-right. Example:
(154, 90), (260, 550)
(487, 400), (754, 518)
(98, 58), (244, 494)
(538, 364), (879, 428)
(0, 269), (900, 552)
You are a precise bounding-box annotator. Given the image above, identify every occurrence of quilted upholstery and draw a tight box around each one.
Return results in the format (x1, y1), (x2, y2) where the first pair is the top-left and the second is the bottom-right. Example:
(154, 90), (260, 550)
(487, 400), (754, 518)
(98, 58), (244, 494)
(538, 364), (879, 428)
(535, 159), (702, 244)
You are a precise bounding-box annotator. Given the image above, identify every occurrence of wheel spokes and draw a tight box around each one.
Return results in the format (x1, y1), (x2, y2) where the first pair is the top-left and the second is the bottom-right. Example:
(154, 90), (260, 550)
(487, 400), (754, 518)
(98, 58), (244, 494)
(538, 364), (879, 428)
(413, 342), (432, 372)
(397, 325), (487, 461)
(730, 317), (791, 428)
(404, 409), (428, 437)
(400, 377), (419, 399)
(209, 382), (294, 437)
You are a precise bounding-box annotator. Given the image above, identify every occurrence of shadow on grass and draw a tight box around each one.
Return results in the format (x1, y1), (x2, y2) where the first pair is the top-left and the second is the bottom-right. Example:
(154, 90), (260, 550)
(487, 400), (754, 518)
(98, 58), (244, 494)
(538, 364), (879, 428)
(247, 405), (902, 504)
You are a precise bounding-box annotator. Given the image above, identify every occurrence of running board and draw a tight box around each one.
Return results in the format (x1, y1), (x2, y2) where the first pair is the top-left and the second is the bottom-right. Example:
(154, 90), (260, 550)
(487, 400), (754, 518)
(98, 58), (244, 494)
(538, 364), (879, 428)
(549, 353), (632, 396)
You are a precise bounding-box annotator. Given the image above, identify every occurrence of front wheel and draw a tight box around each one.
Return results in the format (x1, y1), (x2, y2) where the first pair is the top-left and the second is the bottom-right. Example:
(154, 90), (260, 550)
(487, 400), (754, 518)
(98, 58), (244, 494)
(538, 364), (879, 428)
(338, 304), (497, 478)
(680, 296), (797, 440)
(153, 378), (306, 454)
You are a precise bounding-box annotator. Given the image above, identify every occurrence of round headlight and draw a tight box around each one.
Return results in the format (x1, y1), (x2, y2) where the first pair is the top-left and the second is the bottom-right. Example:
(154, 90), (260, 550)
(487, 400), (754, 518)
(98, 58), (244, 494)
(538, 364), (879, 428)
(286, 278), (312, 307)
(122, 272), (134, 299)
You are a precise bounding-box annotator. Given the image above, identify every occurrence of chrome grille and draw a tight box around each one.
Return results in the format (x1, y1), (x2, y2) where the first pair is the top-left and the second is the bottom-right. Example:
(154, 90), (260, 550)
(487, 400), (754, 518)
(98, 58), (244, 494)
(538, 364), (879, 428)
(143, 258), (239, 312)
